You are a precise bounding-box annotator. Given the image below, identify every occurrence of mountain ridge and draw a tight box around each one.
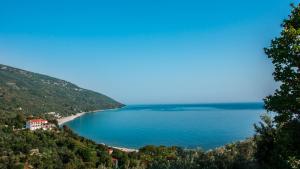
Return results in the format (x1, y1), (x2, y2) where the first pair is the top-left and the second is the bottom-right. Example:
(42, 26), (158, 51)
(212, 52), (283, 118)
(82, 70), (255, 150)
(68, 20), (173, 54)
(0, 63), (124, 117)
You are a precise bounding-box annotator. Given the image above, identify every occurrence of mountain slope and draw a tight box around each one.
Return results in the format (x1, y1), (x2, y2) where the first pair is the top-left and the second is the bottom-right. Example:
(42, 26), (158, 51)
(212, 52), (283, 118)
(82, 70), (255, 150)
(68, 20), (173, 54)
(0, 64), (124, 117)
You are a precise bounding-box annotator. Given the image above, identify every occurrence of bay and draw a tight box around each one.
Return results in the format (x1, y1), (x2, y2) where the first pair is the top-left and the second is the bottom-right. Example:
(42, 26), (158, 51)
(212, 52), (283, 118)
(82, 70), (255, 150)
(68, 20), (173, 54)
(66, 103), (264, 150)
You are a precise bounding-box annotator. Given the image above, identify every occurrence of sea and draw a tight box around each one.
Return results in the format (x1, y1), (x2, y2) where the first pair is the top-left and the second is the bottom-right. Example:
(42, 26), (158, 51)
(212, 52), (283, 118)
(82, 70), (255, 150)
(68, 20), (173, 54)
(65, 103), (264, 150)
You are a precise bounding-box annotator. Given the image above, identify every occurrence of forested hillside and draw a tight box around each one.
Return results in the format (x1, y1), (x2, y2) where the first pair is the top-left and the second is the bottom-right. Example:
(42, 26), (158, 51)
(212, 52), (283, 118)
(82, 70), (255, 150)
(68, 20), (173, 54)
(0, 64), (124, 117)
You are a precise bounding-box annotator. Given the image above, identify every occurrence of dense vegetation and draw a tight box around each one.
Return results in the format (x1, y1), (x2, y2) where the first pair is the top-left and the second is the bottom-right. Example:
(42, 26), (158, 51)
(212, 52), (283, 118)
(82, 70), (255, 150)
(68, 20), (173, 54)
(0, 114), (258, 169)
(0, 3), (300, 169)
(0, 64), (124, 117)
(0, 124), (113, 169)
(254, 4), (300, 169)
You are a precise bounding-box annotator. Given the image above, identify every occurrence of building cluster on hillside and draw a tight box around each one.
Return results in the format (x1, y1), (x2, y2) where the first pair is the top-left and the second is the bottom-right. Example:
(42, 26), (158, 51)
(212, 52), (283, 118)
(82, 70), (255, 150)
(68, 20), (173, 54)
(26, 119), (54, 131)
(47, 112), (61, 118)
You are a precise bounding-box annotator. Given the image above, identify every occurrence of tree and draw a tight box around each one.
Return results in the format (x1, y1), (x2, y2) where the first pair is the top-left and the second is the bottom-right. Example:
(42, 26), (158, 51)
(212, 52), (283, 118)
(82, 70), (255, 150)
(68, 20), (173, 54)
(255, 3), (300, 169)
(15, 112), (25, 128)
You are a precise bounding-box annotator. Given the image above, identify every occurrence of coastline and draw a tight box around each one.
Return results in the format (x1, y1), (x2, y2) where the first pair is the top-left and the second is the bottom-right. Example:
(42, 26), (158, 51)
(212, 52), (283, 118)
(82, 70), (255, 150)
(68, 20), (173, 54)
(56, 104), (257, 153)
(57, 111), (88, 125)
(57, 107), (139, 153)
(99, 143), (139, 153)
(112, 146), (138, 153)
(57, 108), (121, 125)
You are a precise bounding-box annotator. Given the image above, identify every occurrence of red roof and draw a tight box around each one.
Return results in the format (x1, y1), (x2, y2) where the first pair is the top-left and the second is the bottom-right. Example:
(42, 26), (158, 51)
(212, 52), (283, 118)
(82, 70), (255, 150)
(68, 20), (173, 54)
(28, 119), (48, 123)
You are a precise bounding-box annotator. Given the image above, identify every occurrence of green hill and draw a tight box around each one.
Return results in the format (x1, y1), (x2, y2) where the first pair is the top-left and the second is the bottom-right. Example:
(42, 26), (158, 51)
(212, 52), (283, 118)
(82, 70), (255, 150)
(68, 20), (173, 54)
(0, 64), (124, 117)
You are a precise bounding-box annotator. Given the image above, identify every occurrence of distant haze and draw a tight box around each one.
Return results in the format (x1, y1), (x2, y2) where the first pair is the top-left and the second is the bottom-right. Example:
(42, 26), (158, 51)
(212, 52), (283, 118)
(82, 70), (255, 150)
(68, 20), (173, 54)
(0, 0), (295, 104)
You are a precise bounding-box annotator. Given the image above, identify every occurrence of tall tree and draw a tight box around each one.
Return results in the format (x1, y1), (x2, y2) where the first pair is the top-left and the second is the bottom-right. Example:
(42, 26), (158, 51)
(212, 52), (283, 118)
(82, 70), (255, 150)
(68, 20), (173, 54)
(255, 4), (300, 169)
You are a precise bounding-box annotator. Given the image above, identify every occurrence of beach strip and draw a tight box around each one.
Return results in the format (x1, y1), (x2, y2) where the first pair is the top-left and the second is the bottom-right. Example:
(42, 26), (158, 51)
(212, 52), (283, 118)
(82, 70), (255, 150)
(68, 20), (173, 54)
(112, 146), (139, 153)
(57, 107), (121, 126)
(57, 112), (88, 125)
(99, 143), (138, 153)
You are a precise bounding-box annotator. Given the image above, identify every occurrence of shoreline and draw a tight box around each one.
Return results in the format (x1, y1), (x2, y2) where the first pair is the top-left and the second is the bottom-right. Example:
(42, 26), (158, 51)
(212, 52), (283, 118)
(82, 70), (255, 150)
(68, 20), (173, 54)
(99, 143), (138, 153)
(57, 107), (121, 125)
(112, 146), (138, 153)
(57, 106), (138, 153)
(57, 111), (88, 125)
(56, 105), (253, 153)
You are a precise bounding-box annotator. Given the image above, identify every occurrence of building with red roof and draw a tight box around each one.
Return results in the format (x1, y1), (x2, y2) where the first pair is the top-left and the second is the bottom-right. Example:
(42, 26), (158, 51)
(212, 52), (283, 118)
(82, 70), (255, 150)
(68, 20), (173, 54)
(26, 119), (49, 130)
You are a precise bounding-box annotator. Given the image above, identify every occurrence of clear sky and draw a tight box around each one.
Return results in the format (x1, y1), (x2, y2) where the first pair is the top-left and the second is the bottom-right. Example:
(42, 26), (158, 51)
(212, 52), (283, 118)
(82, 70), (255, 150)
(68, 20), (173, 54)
(0, 0), (298, 104)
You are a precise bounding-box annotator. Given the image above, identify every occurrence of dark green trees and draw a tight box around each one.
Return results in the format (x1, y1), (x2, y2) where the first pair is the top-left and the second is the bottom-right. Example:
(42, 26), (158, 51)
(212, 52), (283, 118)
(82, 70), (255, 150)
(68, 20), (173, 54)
(0, 64), (124, 117)
(255, 4), (300, 169)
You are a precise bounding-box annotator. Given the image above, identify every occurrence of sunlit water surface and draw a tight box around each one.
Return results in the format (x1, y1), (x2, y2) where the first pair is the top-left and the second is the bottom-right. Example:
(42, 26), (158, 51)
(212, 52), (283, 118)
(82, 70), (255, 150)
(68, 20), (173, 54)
(66, 103), (264, 150)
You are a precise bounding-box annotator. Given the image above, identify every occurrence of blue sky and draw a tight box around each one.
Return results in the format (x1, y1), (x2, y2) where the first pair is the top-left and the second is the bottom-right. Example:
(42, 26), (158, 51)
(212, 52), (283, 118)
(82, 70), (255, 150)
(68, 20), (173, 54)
(0, 0), (297, 104)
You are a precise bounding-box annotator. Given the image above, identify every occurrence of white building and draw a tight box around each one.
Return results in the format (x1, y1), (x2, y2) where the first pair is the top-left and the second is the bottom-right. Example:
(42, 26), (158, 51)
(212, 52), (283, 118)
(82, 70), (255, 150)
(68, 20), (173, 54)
(26, 119), (49, 130)
(47, 112), (61, 118)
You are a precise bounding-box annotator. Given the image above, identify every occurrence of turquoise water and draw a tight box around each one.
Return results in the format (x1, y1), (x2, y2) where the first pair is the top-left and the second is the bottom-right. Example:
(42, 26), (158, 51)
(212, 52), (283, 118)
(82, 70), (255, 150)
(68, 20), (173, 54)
(66, 103), (264, 150)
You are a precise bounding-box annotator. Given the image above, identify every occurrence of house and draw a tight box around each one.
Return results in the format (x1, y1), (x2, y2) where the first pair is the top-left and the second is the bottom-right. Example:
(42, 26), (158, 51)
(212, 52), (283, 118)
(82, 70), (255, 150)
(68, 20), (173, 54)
(43, 123), (55, 130)
(47, 112), (61, 118)
(26, 119), (50, 130)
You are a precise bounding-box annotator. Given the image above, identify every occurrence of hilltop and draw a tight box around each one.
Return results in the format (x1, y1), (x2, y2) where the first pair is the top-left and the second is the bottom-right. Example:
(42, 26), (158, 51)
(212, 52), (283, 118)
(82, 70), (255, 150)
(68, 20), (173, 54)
(0, 64), (124, 117)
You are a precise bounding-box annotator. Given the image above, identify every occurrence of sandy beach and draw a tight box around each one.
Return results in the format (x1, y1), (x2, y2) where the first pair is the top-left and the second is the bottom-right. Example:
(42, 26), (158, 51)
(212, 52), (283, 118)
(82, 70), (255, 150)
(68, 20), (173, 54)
(112, 146), (138, 153)
(57, 109), (105, 125)
(57, 108), (121, 126)
(99, 143), (138, 153)
(57, 112), (88, 125)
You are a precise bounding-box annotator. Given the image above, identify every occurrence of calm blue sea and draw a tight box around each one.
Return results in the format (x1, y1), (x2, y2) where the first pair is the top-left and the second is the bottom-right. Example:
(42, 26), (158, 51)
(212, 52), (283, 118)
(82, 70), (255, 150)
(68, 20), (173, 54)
(65, 103), (264, 150)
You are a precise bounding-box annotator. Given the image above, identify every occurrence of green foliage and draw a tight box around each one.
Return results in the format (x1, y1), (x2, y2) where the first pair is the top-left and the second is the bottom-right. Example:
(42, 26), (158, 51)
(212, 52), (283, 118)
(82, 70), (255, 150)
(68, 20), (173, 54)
(0, 111), (260, 169)
(0, 64), (124, 117)
(0, 64), (124, 168)
(255, 3), (300, 169)
(0, 122), (116, 169)
(138, 140), (258, 169)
